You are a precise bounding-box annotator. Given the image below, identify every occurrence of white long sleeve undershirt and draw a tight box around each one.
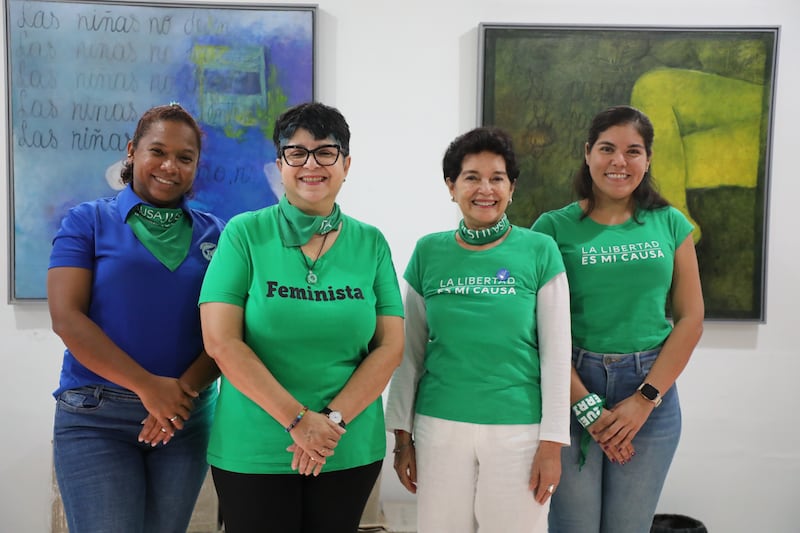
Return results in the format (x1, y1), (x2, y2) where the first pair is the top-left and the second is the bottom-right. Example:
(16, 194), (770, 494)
(385, 272), (572, 446)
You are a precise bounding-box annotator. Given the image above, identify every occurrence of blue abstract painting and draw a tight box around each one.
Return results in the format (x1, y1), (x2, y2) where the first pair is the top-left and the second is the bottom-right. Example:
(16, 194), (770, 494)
(6, 0), (314, 299)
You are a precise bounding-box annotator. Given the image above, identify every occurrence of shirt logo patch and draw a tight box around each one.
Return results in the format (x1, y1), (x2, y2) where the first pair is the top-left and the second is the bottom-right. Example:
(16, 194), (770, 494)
(200, 242), (217, 261)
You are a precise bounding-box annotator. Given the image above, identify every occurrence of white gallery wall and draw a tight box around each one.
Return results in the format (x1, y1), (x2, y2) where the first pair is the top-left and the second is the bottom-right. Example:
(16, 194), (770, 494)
(1, 0), (798, 531)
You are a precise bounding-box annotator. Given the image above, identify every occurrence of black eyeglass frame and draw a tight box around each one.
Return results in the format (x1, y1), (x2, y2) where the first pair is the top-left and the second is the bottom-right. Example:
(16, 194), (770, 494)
(280, 144), (346, 167)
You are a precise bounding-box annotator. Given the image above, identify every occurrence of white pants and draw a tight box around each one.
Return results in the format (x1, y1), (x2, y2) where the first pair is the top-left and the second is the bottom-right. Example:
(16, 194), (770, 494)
(414, 414), (550, 533)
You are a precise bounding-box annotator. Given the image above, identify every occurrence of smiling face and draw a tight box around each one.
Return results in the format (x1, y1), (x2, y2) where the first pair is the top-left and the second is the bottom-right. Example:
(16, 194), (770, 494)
(276, 127), (351, 216)
(447, 151), (514, 229)
(585, 123), (651, 206)
(128, 120), (199, 208)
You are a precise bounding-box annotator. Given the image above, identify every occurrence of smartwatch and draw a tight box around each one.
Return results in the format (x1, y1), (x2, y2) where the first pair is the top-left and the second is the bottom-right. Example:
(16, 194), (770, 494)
(637, 383), (662, 407)
(321, 407), (346, 428)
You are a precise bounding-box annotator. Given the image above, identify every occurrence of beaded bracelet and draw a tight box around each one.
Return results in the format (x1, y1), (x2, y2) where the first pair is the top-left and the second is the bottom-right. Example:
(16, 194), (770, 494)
(285, 406), (309, 433)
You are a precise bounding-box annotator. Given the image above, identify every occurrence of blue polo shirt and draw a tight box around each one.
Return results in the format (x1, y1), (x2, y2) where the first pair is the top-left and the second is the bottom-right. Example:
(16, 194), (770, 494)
(49, 185), (225, 397)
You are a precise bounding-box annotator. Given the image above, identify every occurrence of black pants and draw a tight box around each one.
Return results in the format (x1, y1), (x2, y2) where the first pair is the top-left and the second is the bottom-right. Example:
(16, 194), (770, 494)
(211, 461), (382, 533)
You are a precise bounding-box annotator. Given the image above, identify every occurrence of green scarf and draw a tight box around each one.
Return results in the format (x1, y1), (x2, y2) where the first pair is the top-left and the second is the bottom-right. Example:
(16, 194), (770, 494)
(572, 393), (605, 470)
(277, 194), (341, 246)
(127, 204), (192, 271)
(458, 214), (510, 245)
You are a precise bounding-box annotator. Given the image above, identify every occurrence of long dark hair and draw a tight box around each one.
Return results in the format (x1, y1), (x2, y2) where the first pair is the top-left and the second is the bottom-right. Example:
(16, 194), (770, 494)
(574, 105), (668, 219)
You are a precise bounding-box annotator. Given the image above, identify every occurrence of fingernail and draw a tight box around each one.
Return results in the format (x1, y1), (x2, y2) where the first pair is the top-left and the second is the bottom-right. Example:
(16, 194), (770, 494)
(631, 451), (636, 456)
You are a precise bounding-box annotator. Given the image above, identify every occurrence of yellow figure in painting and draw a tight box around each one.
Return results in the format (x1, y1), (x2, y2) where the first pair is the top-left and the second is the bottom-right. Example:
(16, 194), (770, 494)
(631, 67), (765, 243)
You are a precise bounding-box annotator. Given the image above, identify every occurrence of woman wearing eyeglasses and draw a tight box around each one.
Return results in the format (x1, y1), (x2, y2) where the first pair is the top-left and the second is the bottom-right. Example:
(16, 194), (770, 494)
(198, 102), (404, 533)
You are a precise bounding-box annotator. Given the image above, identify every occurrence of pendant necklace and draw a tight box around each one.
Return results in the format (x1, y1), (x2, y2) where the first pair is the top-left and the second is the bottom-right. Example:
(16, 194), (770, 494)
(301, 231), (330, 285)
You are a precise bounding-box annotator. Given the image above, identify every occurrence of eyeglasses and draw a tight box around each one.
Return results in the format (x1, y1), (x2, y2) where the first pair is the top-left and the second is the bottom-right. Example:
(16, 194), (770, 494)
(280, 144), (344, 167)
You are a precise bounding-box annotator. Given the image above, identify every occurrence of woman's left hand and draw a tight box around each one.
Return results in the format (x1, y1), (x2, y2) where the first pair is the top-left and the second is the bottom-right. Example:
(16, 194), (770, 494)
(529, 440), (562, 504)
(286, 443), (328, 476)
(139, 413), (177, 446)
(594, 393), (655, 451)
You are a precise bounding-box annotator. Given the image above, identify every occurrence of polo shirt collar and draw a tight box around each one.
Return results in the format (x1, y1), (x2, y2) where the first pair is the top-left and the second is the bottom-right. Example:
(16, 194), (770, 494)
(117, 184), (190, 220)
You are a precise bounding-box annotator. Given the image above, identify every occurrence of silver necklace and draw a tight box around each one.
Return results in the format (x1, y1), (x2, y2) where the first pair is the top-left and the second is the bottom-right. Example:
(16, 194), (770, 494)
(301, 232), (330, 285)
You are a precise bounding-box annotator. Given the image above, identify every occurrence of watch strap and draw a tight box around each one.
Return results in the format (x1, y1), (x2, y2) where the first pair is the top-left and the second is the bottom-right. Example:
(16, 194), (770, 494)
(637, 382), (662, 407)
(320, 407), (347, 428)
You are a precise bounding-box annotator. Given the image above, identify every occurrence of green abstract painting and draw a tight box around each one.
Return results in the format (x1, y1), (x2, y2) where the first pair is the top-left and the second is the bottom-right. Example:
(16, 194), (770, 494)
(480, 24), (778, 320)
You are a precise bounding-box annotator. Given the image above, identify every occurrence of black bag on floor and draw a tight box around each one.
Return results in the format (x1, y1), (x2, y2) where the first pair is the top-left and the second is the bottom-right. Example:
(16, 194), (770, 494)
(651, 514), (708, 532)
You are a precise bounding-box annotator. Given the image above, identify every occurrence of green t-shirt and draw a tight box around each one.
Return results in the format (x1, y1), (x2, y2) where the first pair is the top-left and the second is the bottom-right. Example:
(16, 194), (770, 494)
(405, 226), (565, 424)
(199, 206), (403, 474)
(532, 202), (694, 353)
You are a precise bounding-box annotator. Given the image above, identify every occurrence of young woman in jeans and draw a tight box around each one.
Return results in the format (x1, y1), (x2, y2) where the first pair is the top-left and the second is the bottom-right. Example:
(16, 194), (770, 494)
(533, 105), (704, 533)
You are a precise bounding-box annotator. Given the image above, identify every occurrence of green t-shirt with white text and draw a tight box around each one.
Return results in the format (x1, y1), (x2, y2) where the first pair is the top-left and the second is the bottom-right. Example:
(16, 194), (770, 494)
(405, 226), (564, 424)
(532, 202), (693, 354)
(199, 206), (403, 474)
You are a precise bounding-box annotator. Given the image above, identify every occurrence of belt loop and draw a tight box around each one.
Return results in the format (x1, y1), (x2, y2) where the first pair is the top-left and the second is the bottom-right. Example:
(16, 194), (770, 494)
(634, 352), (642, 375)
(574, 347), (586, 370)
(94, 385), (103, 400)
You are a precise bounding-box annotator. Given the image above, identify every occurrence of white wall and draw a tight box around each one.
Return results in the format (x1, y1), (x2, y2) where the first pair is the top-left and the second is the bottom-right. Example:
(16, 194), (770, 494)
(2, 0), (799, 531)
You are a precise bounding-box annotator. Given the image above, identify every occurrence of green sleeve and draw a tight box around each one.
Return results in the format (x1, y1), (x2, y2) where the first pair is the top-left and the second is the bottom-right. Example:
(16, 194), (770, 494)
(537, 233), (566, 288)
(531, 211), (556, 238)
(668, 206), (695, 245)
(403, 239), (424, 296)
(199, 214), (252, 307)
(374, 230), (404, 317)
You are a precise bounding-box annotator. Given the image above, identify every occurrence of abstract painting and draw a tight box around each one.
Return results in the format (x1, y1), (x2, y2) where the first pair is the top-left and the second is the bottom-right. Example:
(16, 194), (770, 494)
(5, 0), (314, 300)
(480, 24), (778, 320)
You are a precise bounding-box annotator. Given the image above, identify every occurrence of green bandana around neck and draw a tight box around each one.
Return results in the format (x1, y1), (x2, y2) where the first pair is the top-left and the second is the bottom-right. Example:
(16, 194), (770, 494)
(458, 214), (510, 245)
(135, 204), (184, 228)
(127, 204), (192, 271)
(278, 194), (341, 247)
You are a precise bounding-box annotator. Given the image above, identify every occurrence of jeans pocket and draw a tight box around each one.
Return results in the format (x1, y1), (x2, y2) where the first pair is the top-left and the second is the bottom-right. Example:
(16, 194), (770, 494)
(57, 388), (102, 412)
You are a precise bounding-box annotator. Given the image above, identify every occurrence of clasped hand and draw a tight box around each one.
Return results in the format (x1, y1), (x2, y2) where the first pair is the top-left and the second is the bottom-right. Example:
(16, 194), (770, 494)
(287, 411), (346, 476)
(589, 393), (655, 464)
(137, 376), (199, 446)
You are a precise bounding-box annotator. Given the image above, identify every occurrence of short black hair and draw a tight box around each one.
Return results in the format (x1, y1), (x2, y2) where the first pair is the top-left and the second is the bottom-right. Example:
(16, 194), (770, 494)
(272, 102), (350, 155)
(442, 127), (520, 183)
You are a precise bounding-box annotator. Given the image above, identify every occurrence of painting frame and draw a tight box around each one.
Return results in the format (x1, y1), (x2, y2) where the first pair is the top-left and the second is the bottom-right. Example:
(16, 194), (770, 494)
(479, 23), (779, 321)
(5, 0), (315, 302)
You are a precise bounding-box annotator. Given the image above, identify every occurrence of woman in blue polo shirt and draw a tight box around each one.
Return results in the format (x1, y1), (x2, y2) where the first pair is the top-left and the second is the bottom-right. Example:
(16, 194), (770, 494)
(47, 104), (225, 533)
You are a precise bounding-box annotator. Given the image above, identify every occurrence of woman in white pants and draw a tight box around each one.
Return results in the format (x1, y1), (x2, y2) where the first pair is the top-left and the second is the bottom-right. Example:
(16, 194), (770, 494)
(385, 127), (572, 532)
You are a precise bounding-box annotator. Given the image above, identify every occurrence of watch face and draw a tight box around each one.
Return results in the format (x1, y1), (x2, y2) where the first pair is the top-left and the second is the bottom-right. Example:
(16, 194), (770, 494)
(639, 383), (659, 400)
(328, 411), (343, 424)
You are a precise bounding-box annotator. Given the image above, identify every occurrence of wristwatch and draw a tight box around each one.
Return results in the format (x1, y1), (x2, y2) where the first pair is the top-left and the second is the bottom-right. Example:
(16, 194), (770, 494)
(321, 407), (346, 428)
(637, 383), (662, 407)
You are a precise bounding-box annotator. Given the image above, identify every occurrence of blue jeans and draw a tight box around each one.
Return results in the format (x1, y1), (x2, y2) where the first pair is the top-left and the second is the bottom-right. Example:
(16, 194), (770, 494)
(53, 385), (216, 533)
(549, 347), (681, 533)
